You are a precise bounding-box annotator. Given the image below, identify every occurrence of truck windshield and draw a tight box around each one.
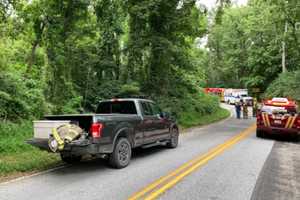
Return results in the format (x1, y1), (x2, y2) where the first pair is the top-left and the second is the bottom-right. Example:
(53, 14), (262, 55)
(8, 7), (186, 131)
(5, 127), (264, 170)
(96, 101), (137, 114)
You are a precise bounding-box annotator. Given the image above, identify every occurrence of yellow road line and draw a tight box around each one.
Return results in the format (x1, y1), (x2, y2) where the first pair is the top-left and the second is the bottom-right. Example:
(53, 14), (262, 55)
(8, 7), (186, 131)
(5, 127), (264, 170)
(128, 124), (256, 200)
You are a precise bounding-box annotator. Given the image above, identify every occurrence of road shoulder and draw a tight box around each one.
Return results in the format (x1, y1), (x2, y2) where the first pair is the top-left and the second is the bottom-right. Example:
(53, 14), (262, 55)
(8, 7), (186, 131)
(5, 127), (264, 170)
(251, 141), (300, 200)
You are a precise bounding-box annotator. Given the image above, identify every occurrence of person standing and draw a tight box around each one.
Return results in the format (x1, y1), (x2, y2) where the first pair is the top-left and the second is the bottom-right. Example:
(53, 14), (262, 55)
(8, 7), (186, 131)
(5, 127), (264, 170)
(235, 100), (242, 119)
(242, 100), (248, 119)
(252, 98), (258, 117)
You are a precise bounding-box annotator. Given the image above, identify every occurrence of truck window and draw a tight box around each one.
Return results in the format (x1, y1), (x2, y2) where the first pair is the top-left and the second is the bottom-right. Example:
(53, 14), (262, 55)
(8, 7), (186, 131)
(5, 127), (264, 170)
(96, 101), (137, 114)
(140, 102), (153, 116)
(149, 103), (162, 115)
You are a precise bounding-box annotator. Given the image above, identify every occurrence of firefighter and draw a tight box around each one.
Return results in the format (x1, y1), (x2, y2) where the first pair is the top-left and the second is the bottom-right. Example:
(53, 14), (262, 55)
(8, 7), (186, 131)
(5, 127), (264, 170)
(252, 98), (258, 117)
(242, 100), (248, 119)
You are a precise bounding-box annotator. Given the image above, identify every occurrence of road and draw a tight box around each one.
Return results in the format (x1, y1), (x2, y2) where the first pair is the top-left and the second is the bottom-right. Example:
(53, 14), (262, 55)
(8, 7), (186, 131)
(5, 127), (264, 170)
(1, 105), (298, 200)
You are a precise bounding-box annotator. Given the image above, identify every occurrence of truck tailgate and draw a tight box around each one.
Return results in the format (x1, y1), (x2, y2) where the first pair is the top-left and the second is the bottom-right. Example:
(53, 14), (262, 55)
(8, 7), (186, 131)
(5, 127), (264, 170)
(33, 120), (71, 139)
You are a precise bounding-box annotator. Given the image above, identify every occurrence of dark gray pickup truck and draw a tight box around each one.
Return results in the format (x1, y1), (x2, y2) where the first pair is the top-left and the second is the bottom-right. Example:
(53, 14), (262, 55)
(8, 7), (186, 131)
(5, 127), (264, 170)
(28, 98), (179, 168)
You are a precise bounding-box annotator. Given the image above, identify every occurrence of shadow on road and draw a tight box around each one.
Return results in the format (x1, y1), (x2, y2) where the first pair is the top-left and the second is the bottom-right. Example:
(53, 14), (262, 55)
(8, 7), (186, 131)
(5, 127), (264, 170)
(51, 145), (169, 175)
(261, 134), (300, 144)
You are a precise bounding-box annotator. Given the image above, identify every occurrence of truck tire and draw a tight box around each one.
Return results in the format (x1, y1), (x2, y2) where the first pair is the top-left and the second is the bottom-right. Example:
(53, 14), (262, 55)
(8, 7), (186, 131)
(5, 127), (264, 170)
(256, 130), (265, 138)
(60, 153), (82, 164)
(109, 137), (132, 169)
(167, 128), (179, 148)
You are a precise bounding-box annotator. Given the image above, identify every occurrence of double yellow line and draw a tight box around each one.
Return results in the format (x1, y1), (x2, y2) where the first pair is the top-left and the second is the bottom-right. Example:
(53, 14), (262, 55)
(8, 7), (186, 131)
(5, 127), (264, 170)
(128, 124), (256, 200)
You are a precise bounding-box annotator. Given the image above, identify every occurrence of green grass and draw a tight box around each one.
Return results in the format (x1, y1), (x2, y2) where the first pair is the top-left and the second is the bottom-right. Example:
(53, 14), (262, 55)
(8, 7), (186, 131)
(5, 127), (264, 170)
(0, 121), (61, 179)
(0, 151), (61, 177)
(179, 107), (231, 129)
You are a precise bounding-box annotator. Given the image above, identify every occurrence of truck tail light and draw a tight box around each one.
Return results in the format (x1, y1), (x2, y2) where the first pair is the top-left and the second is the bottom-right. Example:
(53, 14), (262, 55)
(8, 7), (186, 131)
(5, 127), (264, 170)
(90, 122), (104, 138)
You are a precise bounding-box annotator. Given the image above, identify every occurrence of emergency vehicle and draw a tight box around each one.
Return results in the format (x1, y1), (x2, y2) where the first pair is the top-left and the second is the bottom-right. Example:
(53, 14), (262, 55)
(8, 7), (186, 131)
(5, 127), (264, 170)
(224, 89), (253, 105)
(204, 88), (225, 102)
(256, 98), (300, 138)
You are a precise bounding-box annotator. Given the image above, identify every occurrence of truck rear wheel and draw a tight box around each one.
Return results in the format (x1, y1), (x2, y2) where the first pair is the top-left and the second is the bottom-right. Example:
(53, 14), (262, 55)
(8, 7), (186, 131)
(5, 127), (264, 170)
(167, 128), (179, 148)
(109, 137), (132, 169)
(60, 153), (82, 164)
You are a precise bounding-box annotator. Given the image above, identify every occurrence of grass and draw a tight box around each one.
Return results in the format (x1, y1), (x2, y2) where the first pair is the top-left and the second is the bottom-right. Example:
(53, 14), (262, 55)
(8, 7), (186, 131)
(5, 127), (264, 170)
(0, 106), (230, 180)
(0, 121), (61, 180)
(179, 107), (231, 129)
(0, 151), (61, 177)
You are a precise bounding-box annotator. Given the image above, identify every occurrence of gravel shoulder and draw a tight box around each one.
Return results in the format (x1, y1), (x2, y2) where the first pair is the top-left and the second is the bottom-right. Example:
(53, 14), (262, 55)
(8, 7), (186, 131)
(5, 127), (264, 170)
(251, 140), (300, 200)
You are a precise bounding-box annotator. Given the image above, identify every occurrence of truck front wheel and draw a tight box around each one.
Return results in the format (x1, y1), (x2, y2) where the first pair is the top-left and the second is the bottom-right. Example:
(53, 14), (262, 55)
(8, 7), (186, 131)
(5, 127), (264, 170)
(167, 128), (179, 148)
(60, 153), (82, 164)
(109, 137), (132, 169)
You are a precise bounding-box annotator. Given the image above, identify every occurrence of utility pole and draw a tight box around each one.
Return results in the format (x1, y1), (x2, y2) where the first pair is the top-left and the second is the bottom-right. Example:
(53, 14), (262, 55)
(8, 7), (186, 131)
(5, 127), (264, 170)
(282, 0), (289, 73)
(282, 21), (288, 73)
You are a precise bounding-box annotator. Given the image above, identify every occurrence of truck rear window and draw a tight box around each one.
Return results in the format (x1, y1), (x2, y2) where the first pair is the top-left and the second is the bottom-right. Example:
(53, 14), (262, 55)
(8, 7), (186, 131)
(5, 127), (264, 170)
(96, 101), (137, 114)
(261, 105), (296, 114)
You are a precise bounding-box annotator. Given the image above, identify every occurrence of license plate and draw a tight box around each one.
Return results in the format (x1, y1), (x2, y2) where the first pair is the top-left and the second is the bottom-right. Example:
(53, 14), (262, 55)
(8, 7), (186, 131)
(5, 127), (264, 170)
(274, 120), (282, 125)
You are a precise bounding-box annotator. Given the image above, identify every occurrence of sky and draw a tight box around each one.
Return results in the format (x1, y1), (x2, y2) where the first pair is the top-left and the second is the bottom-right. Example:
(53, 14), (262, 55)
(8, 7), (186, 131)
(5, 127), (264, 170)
(198, 0), (248, 10)
(196, 0), (248, 48)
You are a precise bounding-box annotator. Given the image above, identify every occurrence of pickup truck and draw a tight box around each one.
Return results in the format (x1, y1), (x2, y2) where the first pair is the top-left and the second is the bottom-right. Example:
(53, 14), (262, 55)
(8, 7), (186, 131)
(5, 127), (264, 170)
(27, 98), (179, 169)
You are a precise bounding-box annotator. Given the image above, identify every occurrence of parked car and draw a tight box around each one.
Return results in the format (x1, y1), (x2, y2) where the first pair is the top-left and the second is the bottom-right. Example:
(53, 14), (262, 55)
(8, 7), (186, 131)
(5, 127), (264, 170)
(28, 98), (179, 169)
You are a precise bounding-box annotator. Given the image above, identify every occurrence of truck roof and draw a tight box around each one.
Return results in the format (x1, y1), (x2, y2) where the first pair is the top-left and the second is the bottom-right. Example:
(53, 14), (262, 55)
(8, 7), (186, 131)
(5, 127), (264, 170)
(100, 98), (154, 103)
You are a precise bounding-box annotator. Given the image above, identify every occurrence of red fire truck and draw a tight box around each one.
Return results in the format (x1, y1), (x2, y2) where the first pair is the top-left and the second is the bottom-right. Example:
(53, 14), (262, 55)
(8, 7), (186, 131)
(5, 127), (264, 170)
(204, 88), (225, 102)
(256, 98), (300, 138)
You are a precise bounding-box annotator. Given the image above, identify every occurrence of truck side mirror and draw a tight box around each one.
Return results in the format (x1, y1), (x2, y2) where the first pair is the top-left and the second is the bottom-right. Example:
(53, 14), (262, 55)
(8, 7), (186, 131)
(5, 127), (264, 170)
(160, 112), (170, 119)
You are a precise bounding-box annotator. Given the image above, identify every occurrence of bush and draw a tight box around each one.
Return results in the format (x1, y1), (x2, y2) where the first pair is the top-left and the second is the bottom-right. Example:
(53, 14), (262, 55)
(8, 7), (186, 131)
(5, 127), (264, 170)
(0, 121), (34, 154)
(264, 70), (300, 101)
(0, 72), (49, 121)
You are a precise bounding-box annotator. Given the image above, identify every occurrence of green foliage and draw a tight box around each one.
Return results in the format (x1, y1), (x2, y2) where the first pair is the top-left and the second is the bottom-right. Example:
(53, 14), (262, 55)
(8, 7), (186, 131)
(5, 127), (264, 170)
(0, 0), (221, 123)
(0, 121), (61, 176)
(0, 121), (34, 153)
(0, 72), (48, 121)
(264, 70), (300, 101)
(207, 0), (300, 93)
(180, 107), (230, 128)
(119, 82), (141, 97)
(0, 151), (60, 176)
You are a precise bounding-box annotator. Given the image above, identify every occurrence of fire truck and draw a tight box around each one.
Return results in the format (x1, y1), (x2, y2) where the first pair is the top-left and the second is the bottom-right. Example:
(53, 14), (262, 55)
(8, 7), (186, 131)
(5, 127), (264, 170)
(204, 88), (225, 102)
(256, 98), (300, 138)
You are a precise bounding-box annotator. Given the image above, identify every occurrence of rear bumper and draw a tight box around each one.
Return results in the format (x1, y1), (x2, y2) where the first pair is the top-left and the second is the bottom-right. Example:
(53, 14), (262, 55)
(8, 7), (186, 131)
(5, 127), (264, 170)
(26, 138), (113, 155)
(257, 125), (299, 135)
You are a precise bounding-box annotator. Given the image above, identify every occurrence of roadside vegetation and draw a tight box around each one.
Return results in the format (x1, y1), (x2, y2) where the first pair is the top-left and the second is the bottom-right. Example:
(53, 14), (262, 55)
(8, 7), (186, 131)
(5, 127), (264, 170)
(206, 0), (300, 100)
(0, 122), (60, 178)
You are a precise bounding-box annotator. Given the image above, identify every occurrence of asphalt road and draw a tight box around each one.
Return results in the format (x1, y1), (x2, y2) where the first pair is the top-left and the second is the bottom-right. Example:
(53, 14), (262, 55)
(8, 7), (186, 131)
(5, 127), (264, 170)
(0, 105), (279, 200)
